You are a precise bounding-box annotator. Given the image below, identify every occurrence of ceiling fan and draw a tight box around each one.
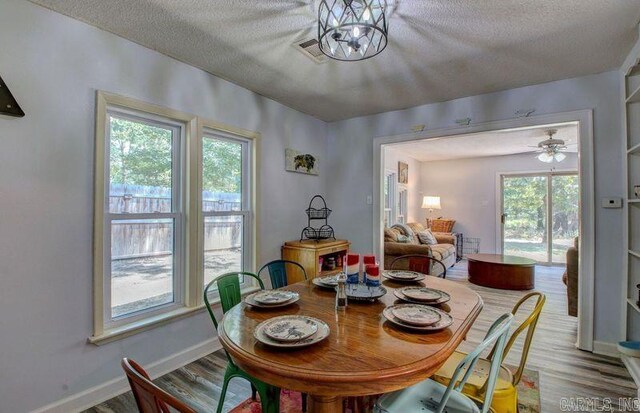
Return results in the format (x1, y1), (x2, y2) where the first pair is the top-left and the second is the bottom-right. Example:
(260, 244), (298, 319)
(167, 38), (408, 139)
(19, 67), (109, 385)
(532, 129), (572, 163)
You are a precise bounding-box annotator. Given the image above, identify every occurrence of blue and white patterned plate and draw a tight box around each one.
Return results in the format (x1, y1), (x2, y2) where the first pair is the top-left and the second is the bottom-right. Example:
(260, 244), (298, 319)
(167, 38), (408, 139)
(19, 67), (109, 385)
(312, 275), (339, 288)
(391, 304), (441, 326)
(393, 288), (450, 305)
(346, 284), (387, 301)
(263, 315), (318, 342)
(254, 317), (330, 348)
(245, 291), (299, 308)
(253, 290), (298, 305)
(382, 270), (426, 283)
(383, 305), (453, 332)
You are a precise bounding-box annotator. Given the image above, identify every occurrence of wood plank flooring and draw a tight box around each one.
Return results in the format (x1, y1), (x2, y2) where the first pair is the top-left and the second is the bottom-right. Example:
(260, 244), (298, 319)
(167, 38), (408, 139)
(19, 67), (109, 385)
(84, 261), (636, 413)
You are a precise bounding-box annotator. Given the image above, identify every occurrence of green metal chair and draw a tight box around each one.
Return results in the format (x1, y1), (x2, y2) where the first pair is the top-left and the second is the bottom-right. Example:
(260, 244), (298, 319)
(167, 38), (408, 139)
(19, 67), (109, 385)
(204, 272), (280, 413)
(375, 313), (514, 413)
(257, 259), (307, 289)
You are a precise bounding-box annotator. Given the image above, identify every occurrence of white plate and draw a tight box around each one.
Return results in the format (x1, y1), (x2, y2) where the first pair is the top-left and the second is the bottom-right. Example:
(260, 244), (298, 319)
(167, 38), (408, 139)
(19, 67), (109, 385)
(400, 287), (444, 302)
(245, 292), (299, 308)
(262, 315), (318, 342)
(253, 290), (297, 305)
(254, 317), (330, 348)
(382, 271), (426, 283)
(383, 306), (453, 332)
(393, 288), (451, 306)
(312, 276), (338, 289)
(391, 304), (442, 326)
(383, 270), (419, 280)
(316, 275), (339, 286)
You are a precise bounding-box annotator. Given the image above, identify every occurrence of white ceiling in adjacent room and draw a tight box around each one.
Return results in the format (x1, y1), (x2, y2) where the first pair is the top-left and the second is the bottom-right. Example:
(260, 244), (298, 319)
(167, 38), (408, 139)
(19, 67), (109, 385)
(387, 123), (578, 162)
(29, 0), (640, 121)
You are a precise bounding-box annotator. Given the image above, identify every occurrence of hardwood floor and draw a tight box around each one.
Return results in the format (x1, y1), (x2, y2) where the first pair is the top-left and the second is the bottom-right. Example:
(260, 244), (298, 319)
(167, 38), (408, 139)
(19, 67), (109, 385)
(85, 261), (636, 413)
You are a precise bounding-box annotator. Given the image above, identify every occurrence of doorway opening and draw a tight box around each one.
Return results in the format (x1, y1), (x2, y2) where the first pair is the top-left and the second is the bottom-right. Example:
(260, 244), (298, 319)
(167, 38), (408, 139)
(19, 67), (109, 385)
(373, 110), (594, 351)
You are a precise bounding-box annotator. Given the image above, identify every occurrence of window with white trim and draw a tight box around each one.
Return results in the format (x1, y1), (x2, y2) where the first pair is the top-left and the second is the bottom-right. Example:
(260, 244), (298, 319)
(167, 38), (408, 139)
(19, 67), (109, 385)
(202, 131), (252, 291)
(104, 109), (185, 326)
(92, 92), (257, 342)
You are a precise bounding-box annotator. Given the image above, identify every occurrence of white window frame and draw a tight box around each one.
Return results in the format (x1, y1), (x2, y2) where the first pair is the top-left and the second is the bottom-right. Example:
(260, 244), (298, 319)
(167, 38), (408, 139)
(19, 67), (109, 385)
(397, 185), (408, 224)
(384, 170), (397, 226)
(200, 129), (254, 295)
(91, 91), (259, 344)
(102, 108), (186, 330)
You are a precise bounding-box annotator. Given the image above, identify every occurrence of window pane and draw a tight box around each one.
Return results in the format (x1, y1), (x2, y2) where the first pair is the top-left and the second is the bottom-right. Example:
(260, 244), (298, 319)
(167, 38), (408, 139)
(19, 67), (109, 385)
(109, 116), (174, 213)
(204, 215), (243, 287)
(552, 175), (579, 264)
(202, 137), (242, 212)
(503, 176), (548, 262)
(111, 219), (174, 318)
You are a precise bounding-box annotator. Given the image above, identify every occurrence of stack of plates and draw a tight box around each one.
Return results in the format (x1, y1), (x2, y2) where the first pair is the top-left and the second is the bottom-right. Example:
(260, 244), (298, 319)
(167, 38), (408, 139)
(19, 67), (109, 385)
(393, 286), (450, 305)
(254, 315), (330, 348)
(312, 275), (340, 289)
(382, 270), (425, 283)
(244, 290), (300, 308)
(383, 304), (453, 332)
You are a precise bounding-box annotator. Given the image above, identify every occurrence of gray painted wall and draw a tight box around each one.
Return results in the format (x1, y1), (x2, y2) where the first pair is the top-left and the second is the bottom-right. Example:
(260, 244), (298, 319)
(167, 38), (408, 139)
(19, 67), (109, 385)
(0, 0), (629, 411)
(0, 1), (326, 411)
(326, 71), (623, 346)
(418, 152), (579, 253)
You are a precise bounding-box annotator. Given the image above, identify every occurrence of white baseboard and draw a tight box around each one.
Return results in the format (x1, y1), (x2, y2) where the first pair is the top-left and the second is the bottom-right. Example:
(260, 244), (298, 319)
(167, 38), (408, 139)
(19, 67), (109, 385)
(31, 338), (222, 413)
(593, 340), (620, 358)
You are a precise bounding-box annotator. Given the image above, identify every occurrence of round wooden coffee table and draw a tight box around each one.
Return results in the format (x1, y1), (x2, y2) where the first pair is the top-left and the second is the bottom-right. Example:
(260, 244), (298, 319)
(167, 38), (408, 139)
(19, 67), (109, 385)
(467, 254), (536, 290)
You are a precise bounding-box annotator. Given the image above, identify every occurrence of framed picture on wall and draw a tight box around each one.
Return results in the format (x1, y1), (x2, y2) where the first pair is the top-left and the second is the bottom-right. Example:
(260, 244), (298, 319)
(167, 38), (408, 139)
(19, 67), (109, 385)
(398, 161), (408, 184)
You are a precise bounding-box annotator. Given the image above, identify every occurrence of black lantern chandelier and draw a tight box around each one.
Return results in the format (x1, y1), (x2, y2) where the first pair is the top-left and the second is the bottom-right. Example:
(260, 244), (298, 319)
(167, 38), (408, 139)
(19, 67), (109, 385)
(318, 0), (389, 61)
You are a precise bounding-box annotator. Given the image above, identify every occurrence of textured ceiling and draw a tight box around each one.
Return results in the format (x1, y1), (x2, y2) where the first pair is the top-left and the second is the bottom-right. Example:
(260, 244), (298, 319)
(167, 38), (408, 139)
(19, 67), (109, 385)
(30, 0), (640, 121)
(388, 122), (578, 162)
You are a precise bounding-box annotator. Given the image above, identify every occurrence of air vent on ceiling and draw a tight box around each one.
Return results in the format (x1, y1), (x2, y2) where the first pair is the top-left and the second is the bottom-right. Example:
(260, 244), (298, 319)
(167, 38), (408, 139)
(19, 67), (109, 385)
(293, 38), (328, 64)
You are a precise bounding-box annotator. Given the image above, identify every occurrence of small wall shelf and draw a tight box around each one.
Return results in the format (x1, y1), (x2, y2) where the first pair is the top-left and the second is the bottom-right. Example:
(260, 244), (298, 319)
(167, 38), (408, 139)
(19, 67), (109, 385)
(629, 298), (640, 315)
(630, 250), (640, 259)
(629, 199), (640, 204)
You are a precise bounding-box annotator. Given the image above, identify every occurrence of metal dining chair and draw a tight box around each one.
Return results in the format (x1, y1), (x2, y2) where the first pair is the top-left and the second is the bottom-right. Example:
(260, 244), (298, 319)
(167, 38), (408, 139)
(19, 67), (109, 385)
(375, 313), (514, 413)
(122, 358), (197, 413)
(390, 254), (448, 278)
(204, 272), (281, 413)
(255, 260), (309, 412)
(257, 259), (307, 289)
(433, 292), (546, 413)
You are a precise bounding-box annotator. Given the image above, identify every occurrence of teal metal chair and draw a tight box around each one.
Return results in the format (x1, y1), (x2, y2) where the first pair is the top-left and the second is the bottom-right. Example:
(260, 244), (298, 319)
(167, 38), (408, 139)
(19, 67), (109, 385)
(257, 259), (307, 289)
(375, 313), (514, 413)
(256, 260), (309, 412)
(204, 272), (280, 413)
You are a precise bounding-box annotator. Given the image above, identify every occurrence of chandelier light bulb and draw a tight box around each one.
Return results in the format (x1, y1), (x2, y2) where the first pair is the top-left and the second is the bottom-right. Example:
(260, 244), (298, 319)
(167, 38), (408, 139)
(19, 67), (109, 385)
(363, 7), (371, 21)
(353, 26), (360, 37)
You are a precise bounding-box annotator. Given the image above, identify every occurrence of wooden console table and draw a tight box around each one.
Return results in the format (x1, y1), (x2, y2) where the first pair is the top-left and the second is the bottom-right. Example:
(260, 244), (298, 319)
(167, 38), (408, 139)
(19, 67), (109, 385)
(467, 253), (536, 290)
(281, 239), (350, 282)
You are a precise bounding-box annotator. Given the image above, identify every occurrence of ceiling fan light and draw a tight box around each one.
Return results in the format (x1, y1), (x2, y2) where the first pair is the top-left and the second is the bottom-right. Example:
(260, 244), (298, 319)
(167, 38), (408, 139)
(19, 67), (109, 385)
(537, 152), (553, 163)
(554, 152), (566, 162)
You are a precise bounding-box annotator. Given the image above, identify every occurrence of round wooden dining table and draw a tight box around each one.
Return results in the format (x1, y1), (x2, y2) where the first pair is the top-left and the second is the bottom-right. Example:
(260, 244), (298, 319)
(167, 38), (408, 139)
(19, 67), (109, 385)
(218, 276), (483, 413)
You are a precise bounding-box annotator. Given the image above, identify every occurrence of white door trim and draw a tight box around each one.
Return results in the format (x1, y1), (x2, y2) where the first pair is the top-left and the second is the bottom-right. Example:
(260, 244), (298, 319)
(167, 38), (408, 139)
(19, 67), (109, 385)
(373, 109), (595, 351)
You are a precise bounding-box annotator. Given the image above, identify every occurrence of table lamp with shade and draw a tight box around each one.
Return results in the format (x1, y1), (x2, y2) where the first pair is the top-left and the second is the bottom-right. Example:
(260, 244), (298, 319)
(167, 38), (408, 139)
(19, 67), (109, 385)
(421, 195), (441, 228)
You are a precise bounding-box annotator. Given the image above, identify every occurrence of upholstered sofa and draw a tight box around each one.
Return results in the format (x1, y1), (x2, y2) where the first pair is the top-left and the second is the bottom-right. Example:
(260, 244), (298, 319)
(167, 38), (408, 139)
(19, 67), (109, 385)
(383, 222), (457, 275)
(562, 237), (579, 317)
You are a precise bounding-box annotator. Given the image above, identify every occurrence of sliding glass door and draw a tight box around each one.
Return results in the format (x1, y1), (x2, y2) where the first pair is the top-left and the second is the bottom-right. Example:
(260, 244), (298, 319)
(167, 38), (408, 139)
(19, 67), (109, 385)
(501, 172), (578, 265)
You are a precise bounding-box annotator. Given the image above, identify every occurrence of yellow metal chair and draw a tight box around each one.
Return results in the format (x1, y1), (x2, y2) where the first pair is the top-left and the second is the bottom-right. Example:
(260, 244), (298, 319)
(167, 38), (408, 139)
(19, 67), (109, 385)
(433, 292), (546, 413)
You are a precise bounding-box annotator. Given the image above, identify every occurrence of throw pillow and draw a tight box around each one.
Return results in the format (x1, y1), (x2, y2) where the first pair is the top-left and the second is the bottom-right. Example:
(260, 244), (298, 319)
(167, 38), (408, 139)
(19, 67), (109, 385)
(417, 230), (438, 245)
(396, 234), (412, 243)
(384, 228), (399, 242)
